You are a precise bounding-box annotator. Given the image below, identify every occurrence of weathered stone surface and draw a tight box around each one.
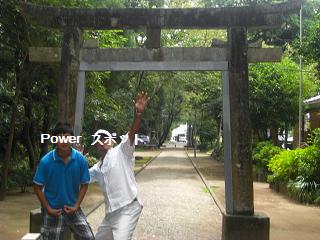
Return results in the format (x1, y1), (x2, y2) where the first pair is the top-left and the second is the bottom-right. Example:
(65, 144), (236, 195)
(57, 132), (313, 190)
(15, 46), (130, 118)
(58, 27), (82, 124)
(222, 212), (270, 240)
(211, 38), (263, 48)
(29, 47), (61, 62)
(223, 27), (254, 215)
(29, 208), (41, 233)
(20, 1), (302, 30)
(80, 61), (229, 71)
(81, 47), (227, 62)
(83, 39), (99, 48)
(146, 28), (161, 49)
(29, 47), (282, 65)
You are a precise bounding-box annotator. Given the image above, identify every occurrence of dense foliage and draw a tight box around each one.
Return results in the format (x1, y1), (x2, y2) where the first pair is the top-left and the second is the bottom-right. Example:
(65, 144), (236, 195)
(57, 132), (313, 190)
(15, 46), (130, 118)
(267, 128), (320, 204)
(252, 141), (282, 180)
(252, 128), (320, 204)
(301, 11), (320, 77)
(249, 57), (318, 142)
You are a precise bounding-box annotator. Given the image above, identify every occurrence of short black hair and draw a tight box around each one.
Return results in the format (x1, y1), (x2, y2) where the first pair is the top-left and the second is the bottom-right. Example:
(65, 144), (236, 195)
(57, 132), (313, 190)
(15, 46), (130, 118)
(52, 122), (74, 136)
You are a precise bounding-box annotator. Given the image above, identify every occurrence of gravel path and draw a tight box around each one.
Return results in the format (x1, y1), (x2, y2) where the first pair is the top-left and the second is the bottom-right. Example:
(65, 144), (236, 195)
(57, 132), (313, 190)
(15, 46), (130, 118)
(87, 149), (222, 240)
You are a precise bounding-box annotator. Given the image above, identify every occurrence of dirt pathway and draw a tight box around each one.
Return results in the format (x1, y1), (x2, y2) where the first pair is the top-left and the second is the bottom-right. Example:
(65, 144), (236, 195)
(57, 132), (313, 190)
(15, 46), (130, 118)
(189, 150), (320, 240)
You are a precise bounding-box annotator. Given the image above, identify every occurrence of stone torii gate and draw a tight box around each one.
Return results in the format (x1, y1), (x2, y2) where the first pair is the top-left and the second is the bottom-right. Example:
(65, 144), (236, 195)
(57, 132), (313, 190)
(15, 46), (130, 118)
(22, 1), (302, 240)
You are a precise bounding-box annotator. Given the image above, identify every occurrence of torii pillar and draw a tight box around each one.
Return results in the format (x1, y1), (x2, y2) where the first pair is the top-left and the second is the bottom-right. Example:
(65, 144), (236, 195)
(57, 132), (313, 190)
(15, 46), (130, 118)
(58, 27), (82, 125)
(221, 27), (269, 240)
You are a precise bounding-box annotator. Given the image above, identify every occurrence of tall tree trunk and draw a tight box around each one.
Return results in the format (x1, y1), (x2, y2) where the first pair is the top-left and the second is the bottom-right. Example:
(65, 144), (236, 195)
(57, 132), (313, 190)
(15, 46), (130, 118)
(23, 120), (36, 171)
(158, 113), (177, 147)
(284, 125), (288, 149)
(270, 127), (278, 146)
(192, 109), (197, 148)
(40, 106), (51, 158)
(218, 117), (222, 145)
(0, 105), (17, 201)
(215, 116), (223, 158)
(187, 124), (192, 146)
(302, 116), (305, 143)
(21, 59), (37, 170)
(23, 95), (35, 170)
(157, 89), (180, 147)
(0, 50), (21, 201)
(158, 107), (180, 147)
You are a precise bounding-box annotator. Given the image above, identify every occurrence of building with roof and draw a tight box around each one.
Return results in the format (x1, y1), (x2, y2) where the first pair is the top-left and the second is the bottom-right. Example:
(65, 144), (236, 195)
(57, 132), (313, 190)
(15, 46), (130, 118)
(304, 94), (320, 130)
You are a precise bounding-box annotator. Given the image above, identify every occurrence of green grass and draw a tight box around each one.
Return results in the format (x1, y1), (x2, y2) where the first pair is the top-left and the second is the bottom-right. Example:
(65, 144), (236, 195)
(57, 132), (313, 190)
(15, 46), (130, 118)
(202, 185), (218, 193)
(135, 156), (152, 166)
(135, 146), (159, 152)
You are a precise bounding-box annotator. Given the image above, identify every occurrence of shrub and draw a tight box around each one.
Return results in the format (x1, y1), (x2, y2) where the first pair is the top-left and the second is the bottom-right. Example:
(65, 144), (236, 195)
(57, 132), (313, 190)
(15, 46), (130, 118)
(268, 143), (320, 204)
(288, 176), (319, 204)
(268, 146), (319, 183)
(267, 149), (302, 183)
(297, 146), (320, 182)
(199, 141), (214, 151)
(210, 144), (224, 161)
(308, 128), (320, 148)
(8, 159), (33, 193)
(252, 141), (282, 178)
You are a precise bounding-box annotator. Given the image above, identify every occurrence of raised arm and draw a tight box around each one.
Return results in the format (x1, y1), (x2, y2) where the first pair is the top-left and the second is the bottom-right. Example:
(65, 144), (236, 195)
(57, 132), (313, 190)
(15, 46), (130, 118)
(128, 91), (150, 146)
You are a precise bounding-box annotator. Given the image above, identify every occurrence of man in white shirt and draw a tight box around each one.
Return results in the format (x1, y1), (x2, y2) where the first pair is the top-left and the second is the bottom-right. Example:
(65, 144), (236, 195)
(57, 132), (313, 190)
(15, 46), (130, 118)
(89, 91), (150, 240)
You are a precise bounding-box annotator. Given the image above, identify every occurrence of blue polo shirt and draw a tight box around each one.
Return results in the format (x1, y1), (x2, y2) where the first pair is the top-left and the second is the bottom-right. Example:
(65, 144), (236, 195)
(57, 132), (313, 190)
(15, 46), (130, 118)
(33, 148), (90, 209)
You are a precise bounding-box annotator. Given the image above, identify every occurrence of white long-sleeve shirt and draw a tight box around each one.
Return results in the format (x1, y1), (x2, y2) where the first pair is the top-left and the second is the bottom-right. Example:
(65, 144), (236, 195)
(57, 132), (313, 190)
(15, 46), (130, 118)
(89, 133), (140, 213)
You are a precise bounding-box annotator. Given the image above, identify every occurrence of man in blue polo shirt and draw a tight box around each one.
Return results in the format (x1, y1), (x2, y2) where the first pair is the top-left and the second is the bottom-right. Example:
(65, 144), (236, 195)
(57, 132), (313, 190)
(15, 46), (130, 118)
(33, 122), (94, 240)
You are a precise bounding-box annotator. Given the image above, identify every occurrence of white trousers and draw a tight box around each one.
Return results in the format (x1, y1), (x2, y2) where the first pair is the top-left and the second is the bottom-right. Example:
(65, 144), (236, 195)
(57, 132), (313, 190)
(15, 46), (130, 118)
(95, 199), (143, 240)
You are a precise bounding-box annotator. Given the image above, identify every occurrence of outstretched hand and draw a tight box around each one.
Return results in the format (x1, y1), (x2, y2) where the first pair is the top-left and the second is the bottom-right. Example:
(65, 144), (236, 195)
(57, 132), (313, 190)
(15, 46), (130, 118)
(134, 91), (151, 114)
(128, 91), (151, 145)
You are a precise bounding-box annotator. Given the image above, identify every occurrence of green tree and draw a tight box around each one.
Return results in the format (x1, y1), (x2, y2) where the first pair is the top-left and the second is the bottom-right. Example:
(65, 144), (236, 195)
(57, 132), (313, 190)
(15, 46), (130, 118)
(301, 12), (320, 77)
(0, 0), (30, 200)
(249, 57), (318, 143)
(201, 0), (320, 49)
(0, 0), (131, 200)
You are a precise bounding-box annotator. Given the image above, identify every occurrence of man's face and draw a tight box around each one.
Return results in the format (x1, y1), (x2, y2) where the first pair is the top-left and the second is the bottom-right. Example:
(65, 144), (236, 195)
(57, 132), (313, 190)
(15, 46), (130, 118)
(94, 137), (114, 154)
(56, 133), (72, 151)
